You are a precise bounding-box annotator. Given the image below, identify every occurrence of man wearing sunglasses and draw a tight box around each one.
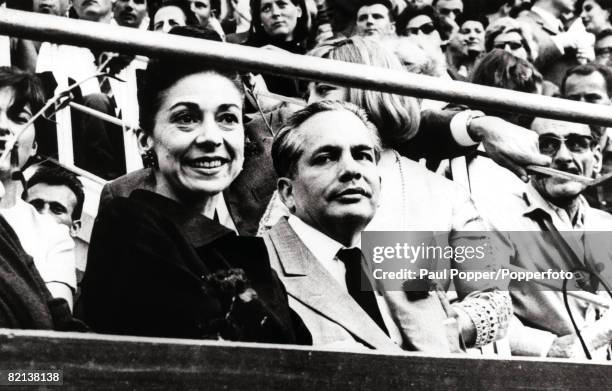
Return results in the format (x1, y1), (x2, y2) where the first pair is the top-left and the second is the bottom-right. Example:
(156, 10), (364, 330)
(479, 116), (612, 359)
(561, 63), (612, 213)
(531, 117), (602, 208)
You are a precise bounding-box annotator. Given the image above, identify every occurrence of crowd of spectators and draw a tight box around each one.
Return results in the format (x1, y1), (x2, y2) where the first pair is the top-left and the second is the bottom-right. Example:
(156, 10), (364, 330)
(1, 0), (612, 364)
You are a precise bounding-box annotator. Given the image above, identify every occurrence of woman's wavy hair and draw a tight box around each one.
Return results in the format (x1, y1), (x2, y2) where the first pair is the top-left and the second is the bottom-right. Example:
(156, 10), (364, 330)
(308, 36), (421, 148)
(484, 17), (538, 63)
(470, 49), (542, 126)
(246, 0), (310, 45)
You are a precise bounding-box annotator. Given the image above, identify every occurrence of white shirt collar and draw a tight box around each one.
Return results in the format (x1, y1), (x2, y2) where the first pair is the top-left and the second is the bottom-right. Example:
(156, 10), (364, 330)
(523, 182), (587, 229)
(287, 214), (345, 265)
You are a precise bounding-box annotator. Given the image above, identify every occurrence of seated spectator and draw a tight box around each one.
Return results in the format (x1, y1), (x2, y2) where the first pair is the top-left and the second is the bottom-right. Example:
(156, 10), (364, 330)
(382, 36), (441, 77)
(187, 0), (227, 38)
(114, 0), (150, 29)
(470, 50), (542, 126)
(78, 56), (310, 344)
(150, 0), (197, 32)
(595, 28), (612, 67)
(0, 212), (86, 331)
(485, 116), (612, 359)
(560, 63), (612, 211)
(382, 36), (449, 110)
(33, 0), (71, 16)
(484, 17), (538, 64)
(25, 165), (84, 237)
(518, 0), (592, 87)
(353, 0), (397, 38)
(561, 63), (612, 106)
(0, 67), (77, 311)
(10, 0), (71, 73)
(395, 5), (455, 84)
(465, 50), (543, 212)
(446, 14), (488, 79)
(36, 0), (147, 180)
(397, 4), (455, 47)
(433, 0), (463, 22)
(580, 0), (612, 35)
(261, 38), (512, 352)
(230, 0), (310, 98)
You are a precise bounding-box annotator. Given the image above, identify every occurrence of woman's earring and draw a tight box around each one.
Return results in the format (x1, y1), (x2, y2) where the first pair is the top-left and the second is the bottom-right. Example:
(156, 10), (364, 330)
(142, 150), (158, 169)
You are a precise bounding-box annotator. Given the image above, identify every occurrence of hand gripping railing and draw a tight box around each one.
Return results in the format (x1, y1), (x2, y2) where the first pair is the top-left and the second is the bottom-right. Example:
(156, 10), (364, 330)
(2, 8), (612, 127)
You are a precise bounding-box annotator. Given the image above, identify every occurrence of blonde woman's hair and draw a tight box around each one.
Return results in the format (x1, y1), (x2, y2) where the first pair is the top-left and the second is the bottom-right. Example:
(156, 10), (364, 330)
(309, 36), (421, 148)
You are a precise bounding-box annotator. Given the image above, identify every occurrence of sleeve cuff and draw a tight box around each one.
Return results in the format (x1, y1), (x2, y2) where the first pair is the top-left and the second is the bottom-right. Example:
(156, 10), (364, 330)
(450, 110), (483, 147)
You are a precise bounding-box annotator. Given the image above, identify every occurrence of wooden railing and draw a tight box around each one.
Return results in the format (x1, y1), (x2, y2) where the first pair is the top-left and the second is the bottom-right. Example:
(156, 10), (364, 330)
(0, 329), (610, 390)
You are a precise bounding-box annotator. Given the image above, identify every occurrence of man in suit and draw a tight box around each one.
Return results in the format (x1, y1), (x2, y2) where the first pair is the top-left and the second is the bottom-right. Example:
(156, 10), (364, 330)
(518, 0), (592, 86)
(263, 100), (459, 351)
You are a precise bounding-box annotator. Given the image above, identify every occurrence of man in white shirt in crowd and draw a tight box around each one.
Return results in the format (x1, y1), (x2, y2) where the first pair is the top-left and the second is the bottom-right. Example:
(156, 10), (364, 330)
(518, 0), (593, 86)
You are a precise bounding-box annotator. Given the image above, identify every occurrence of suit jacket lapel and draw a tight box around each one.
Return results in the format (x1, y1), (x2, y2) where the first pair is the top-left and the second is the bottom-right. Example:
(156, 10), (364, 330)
(269, 219), (395, 349)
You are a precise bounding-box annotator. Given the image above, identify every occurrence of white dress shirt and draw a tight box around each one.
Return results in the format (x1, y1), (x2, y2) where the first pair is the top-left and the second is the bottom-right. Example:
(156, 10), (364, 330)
(287, 215), (403, 345)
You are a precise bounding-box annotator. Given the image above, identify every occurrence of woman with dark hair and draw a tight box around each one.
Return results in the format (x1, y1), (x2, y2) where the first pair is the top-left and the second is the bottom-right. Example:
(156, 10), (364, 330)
(580, 0), (612, 35)
(78, 52), (310, 343)
(470, 49), (542, 126)
(0, 67), (86, 328)
(446, 14), (488, 79)
(465, 49), (543, 221)
(150, 0), (198, 32)
(230, 0), (310, 97)
(397, 4), (455, 44)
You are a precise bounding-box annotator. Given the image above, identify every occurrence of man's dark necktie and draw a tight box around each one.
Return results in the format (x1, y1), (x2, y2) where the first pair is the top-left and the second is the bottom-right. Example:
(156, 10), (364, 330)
(336, 248), (389, 336)
(92, 50), (121, 118)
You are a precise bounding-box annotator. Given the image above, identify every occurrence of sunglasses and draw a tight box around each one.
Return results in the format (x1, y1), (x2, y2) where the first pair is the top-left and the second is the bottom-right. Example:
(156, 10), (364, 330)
(595, 47), (612, 56)
(493, 41), (523, 51)
(438, 8), (462, 16)
(406, 23), (436, 35)
(538, 134), (594, 156)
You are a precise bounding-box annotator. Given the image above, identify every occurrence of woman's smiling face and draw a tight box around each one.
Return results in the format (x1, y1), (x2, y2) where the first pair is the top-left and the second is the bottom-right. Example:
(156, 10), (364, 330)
(148, 72), (245, 200)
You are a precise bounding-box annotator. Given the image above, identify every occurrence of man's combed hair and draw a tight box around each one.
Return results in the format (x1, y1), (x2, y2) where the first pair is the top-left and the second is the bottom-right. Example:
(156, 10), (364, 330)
(26, 165), (85, 220)
(271, 100), (381, 178)
(359, 0), (396, 21)
(561, 63), (612, 100)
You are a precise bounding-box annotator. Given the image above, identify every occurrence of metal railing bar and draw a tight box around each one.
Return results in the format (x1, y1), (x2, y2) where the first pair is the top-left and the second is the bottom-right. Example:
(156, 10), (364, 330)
(1, 9), (612, 127)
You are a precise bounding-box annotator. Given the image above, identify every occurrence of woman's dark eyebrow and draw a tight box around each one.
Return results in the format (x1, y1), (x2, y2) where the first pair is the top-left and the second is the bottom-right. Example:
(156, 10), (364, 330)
(168, 102), (200, 111)
(218, 104), (241, 111)
(168, 102), (241, 112)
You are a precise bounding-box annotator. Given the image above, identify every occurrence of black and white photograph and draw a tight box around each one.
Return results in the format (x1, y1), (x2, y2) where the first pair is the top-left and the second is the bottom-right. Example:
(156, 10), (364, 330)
(0, 0), (611, 389)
